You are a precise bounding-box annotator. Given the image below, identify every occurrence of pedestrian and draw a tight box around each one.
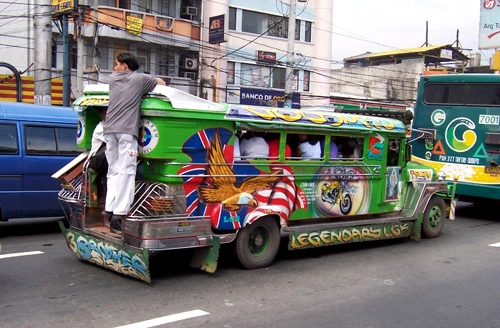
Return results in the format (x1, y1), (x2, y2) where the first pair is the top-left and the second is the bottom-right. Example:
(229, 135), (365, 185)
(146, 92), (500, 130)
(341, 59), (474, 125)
(103, 53), (166, 233)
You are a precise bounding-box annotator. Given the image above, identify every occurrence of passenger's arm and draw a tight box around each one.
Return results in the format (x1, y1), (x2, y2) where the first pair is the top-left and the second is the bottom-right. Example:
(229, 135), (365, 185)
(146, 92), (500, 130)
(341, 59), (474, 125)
(156, 77), (166, 86)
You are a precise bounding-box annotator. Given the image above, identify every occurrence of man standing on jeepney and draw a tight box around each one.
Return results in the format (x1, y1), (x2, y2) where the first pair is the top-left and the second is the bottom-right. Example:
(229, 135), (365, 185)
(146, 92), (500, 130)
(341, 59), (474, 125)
(103, 53), (166, 233)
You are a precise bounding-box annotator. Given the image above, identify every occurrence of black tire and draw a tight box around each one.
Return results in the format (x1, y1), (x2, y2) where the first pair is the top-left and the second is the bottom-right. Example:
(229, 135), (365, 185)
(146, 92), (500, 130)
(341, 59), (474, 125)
(340, 194), (352, 215)
(422, 195), (446, 238)
(236, 217), (280, 269)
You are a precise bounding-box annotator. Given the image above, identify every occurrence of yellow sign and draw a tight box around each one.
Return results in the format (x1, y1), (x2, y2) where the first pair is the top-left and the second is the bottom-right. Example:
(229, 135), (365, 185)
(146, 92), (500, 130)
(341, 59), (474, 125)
(52, 0), (76, 15)
(126, 14), (143, 36)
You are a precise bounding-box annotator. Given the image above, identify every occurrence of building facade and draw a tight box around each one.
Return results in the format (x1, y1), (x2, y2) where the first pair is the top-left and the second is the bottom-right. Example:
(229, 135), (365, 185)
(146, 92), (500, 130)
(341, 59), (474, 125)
(0, 0), (333, 106)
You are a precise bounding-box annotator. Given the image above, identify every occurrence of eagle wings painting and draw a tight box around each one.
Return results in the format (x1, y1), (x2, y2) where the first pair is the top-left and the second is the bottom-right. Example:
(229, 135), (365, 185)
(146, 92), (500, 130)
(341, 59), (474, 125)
(199, 131), (282, 211)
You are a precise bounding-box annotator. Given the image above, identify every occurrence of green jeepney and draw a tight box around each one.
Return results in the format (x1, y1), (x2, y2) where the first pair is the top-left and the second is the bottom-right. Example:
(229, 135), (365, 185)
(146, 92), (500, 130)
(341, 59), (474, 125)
(55, 85), (455, 282)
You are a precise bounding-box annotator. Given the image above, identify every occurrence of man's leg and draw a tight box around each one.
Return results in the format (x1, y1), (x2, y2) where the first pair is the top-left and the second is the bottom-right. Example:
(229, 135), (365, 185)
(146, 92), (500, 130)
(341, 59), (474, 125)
(104, 133), (118, 215)
(112, 134), (137, 216)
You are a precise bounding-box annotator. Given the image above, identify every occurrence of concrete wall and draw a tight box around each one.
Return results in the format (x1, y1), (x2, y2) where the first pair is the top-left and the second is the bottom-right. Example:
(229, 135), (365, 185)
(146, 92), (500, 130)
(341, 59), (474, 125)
(331, 61), (424, 103)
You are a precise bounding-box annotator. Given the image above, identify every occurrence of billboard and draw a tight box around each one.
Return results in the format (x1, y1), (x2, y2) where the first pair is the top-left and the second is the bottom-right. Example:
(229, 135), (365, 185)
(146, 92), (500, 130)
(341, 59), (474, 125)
(52, 0), (77, 16)
(209, 15), (227, 44)
(479, 0), (500, 49)
(239, 87), (300, 109)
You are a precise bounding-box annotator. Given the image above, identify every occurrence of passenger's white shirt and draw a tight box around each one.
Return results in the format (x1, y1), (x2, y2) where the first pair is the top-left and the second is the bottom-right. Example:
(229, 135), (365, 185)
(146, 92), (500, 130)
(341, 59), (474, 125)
(240, 136), (269, 158)
(233, 135), (241, 159)
(89, 122), (105, 157)
(298, 141), (321, 159)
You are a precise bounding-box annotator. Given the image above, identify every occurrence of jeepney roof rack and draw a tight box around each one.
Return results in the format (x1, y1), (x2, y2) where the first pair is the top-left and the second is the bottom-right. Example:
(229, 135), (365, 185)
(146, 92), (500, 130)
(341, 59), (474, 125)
(82, 84), (226, 112)
(334, 107), (414, 125)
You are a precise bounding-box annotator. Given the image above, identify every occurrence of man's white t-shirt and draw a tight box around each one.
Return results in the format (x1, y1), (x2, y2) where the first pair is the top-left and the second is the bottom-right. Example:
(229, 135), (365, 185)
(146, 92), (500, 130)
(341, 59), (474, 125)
(298, 141), (321, 159)
(240, 137), (269, 158)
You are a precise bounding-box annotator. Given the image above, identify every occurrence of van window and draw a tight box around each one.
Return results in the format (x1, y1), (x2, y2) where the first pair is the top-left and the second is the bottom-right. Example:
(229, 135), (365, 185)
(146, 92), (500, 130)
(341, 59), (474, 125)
(0, 123), (18, 154)
(25, 126), (79, 155)
(56, 127), (79, 155)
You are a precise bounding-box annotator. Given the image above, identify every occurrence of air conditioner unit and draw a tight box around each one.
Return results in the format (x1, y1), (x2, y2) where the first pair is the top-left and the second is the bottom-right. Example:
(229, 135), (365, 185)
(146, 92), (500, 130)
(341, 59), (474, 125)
(182, 6), (197, 16)
(183, 58), (198, 70)
(183, 72), (197, 80)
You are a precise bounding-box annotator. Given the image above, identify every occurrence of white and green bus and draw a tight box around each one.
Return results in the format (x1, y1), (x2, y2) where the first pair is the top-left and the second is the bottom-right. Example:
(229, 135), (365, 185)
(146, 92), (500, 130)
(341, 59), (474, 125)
(411, 74), (500, 203)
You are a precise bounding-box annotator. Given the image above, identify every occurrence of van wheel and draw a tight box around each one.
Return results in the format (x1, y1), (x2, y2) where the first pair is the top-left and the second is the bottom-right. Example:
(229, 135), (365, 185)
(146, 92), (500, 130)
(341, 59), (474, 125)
(422, 196), (446, 238)
(236, 217), (280, 269)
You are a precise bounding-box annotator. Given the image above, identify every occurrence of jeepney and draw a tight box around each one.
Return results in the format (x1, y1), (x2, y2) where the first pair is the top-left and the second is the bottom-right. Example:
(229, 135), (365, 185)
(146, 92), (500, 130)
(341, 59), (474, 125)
(54, 85), (455, 282)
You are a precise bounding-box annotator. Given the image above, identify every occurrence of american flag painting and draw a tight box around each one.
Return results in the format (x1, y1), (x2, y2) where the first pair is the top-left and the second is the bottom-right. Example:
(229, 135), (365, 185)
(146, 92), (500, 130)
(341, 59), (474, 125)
(178, 128), (307, 230)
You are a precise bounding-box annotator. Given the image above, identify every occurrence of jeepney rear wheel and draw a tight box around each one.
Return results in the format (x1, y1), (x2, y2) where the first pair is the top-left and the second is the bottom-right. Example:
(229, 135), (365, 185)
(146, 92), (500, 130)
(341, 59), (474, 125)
(422, 195), (446, 238)
(236, 217), (280, 269)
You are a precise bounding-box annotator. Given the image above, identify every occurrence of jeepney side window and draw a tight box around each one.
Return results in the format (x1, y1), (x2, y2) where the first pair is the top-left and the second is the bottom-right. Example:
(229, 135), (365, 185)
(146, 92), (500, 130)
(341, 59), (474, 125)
(337, 136), (363, 159)
(233, 131), (241, 160)
(286, 133), (324, 160)
(239, 130), (269, 159)
(387, 139), (400, 166)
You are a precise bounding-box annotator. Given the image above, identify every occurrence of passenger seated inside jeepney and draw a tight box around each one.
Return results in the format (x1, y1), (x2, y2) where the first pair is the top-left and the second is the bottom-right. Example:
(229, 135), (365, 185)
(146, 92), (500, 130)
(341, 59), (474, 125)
(233, 134), (241, 159)
(266, 133), (291, 159)
(337, 137), (362, 159)
(295, 134), (321, 159)
(329, 137), (339, 159)
(239, 131), (269, 159)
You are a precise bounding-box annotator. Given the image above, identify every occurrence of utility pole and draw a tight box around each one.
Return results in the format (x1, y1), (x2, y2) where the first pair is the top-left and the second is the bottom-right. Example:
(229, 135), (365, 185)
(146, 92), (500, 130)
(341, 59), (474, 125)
(62, 14), (70, 106)
(283, 0), (296, 108)
(92, 0), (99, 83)
(76, 6), (85, 98)
(34, 0), (52, 105)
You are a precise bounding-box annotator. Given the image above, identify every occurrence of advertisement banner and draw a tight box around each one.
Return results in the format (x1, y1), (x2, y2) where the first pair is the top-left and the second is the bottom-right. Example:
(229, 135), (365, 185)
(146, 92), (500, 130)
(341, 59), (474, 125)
(479, 0), (500, 49)
(126, 13), (143, 36)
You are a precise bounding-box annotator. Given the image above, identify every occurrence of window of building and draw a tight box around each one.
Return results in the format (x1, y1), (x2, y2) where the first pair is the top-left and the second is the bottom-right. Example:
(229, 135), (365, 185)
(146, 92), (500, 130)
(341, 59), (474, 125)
(70, 39), (77, 70)
(117, 0), (130, 9)
(267, 15), (287, 38)
(52, 40), (57, 68)
(136, 49), (150, 73)
(229, 7), (236, 31)
(303, 71), (310, 92)
(304, 21), (312, 42)
(0, 123), (18, 154)
(242, 10), (266, 34)
(240, 63), (270, 88)
(272, 67), (286, 89)
(295, 19), (300, 41)
(227, 62), (235, 84)
(137, 0), (151, 13)
(239, 9), (311, 42)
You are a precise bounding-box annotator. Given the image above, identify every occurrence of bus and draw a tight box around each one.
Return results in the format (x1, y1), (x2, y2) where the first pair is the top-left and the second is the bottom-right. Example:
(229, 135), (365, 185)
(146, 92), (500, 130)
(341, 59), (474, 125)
(54, 85), (455, 282)
(0, 101), (80, 221)
(411, 74), (500, 203)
